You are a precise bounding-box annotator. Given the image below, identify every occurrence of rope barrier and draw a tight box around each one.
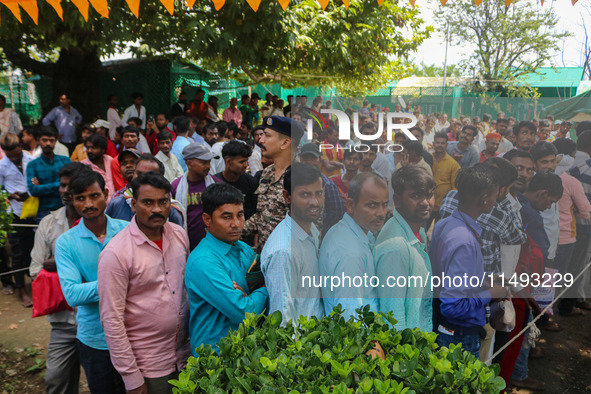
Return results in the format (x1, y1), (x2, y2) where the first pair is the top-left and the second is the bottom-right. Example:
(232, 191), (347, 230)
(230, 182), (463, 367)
(485, 259), (591, 364)
(9, 223), (39, 228)
(0, 267), (31, 277)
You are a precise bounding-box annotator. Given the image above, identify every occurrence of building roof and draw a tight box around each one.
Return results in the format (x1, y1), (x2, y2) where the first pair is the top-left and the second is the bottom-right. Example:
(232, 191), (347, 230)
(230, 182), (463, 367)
(518, 67), (583, 88)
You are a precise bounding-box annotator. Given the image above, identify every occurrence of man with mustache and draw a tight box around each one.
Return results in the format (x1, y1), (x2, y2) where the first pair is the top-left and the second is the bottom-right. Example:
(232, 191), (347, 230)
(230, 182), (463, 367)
(261, 163), (325, 324)
(82, 134), (115, 203)
(446, 125), (479, 168)
(99, 172), (190, 394)
(510, 121), (537, 153)
(319, 172), (389, 318)
(106, 154), (184, 226)
(29, 161), (87, 394)
(26, 126), (72, 220)
(55, 170), (128, 393)
(374, 165), (436, 332)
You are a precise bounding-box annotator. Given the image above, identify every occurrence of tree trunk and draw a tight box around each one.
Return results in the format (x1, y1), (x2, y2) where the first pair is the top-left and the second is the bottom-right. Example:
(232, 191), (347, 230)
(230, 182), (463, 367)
(48, 48), (102, 122)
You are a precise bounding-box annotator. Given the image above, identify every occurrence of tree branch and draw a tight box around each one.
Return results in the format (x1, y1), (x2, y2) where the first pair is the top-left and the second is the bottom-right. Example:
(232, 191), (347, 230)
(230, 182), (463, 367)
(1, 46), (57, 77)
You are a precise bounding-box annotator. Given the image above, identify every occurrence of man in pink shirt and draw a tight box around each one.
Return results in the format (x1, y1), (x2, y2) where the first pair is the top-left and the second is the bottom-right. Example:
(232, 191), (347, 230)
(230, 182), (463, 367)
(222, 97), (243, 127)
(98, 171), (191, 394)
(82, 134), (115, 203)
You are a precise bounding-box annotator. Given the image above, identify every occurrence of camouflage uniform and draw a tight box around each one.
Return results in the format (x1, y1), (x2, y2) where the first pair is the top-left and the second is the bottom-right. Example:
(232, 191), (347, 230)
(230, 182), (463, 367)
(243, 164), (289, 254)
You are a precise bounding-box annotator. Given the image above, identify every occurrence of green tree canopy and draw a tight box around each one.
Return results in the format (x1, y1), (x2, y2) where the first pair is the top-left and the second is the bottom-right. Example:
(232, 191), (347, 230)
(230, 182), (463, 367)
(0, 0), (431, 119)
(434, 0), (570, 97)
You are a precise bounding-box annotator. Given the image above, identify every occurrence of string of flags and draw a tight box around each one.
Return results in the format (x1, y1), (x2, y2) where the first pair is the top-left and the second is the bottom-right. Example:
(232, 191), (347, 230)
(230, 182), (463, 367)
(0, 0), (580, 24)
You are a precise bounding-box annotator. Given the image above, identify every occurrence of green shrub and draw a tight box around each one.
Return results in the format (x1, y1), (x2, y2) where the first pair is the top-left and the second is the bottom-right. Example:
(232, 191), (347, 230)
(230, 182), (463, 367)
(0, 191), (14, 247)
(172, 306), (505, 393)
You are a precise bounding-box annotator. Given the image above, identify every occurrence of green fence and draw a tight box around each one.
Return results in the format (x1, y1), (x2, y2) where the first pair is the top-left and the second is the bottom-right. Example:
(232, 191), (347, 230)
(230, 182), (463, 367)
(0, 81), (43, 125)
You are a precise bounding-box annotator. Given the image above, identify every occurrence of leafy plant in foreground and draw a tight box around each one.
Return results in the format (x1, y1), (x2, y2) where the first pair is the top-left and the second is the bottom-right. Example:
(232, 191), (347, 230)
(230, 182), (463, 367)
(171, 306), (505, 393)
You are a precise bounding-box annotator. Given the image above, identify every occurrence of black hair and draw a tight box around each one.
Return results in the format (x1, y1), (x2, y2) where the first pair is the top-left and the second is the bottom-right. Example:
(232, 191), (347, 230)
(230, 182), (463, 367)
(503, 149), (533, 162)
(226, 122), (239, 138)
(577, 131), (591, 151)
(576, 121), (591, 137)
(39, 126), (57, 139)
(530, 141), (558, 162)
(433, 131), (448, 141)
(86, 134), (108, 152)
(131, 171), (171, 199)
(58, 162), (90, 179)
(22, 127), (40, 140)
(216, 121), (228, 136)
(174, 116), (190, 135)
(482, 157), (518, 188)
(343, 149), (363, 160)
(462, 124), (478, 138)
(348, 172), (388, 204)
(455, 164), (499, 205)
(553, 138), (577, 156)
(179, 91), (187, 96)
(409, 126), (424, 137)
(136, 153), (165, 175)
(483, 113), (492, 122)
(121, 126), (140, 137)
(401, 140), (423, 156)
(195, 88), (205, 95)
(359, 122), (377, 133)
(128, 117), (143, 128)
(241, 122), (252, 130)
(391, 164), (435, 196)
(157, 112), (169, 121)
(513, 121), (536, 136)
(131, 92), (144, 100)
(0, 133), (20, 151)
(80, 123), (94, 133)
(241, 94), (249, 101)
(527, 170), (564, 198)
(202, 183), (244, 216)
(157, 131), (173, 142)
(204, 123), (218, 134)
(222, 140), (252, 159)
(283, 163), (322, 194)
(107, 94), (117, 102)
(69, 170), (106, 196)
(0, 94), (5, 103)
(496, 118), (510, 125)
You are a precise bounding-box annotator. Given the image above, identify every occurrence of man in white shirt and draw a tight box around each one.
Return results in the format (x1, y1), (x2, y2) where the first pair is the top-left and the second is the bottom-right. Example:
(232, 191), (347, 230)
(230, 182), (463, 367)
(0, 94), (22, 136)
(155, 131), (184, 182)
(122, 92), (146, 128)
(248, 126), (264, 174)
(106, 94), (122, 141)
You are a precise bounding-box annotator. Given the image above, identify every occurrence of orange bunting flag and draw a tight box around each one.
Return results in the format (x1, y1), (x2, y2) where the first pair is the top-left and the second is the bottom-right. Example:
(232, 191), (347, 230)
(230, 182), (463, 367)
(186, 0), (196, 7)
(89, 0), (109, 18)
(278, 0), (289, 10)
(572, 0), (578, 4)
(246, 0), (261, 11)
(0, 0), (23, 22)
(504, 0), (513, 5)
(317, 0), (328, 9)
(18, 0), (38, 23)
(377, 0), (384, 5)
(125, 0), (140, 17)
(473, 0), (482, 5)
(211, 0), (225, 10)
(70, 0), (89, 20)
(409, 0), (416, 6)
(341, 0), (349, 8)
(160, 0), (174, 14)
(440, 0), (448, 5)
(45, 0), (63, 19)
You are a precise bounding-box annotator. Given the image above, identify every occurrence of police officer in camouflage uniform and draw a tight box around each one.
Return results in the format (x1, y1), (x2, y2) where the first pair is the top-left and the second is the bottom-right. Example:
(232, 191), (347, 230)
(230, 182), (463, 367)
(243, 116), (304, 253)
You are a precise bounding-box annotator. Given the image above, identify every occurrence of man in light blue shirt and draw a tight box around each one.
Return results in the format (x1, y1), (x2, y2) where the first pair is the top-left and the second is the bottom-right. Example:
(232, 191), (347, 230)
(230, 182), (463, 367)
(170, 116), (194, 171)
(42, 93), (82, 149)
(55, 170), (128, 393)
(319, 172), (389, 318)
(446, 125), (479, 168)
(186, 183), (267, 355)
(261, 163), (325, 326)
(374, 165), (435, 332)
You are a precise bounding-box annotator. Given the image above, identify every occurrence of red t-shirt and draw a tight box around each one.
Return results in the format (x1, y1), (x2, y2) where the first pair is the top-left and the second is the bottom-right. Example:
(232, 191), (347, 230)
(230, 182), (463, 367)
(154, 239), (163, 250)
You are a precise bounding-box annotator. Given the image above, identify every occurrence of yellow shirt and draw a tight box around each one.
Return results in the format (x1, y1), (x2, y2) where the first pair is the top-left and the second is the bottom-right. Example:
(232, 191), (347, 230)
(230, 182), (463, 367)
(432, 153), (461, 211)
(70, 143), (87, 162)
(320, 146), (343, 178)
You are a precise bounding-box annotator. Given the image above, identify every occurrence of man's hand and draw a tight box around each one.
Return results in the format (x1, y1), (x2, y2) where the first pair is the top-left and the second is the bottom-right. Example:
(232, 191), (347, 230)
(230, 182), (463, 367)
(8, 192), (28, 202)
(127, 383), (148, 394)
(31, 177), (40, 186)
(451, 152), (464, 162)
(398, 151), (411, 167)
(146, 119), (158, 134)
(514, 289), (542, 316)
(43, 258), (57, 272)
(233, 281), (248, 297)
(486, 276), (509, 300)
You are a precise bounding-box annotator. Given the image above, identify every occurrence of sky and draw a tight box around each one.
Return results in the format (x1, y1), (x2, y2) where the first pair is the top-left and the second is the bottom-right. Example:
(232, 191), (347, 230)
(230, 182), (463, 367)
(411, 0), (590, 74)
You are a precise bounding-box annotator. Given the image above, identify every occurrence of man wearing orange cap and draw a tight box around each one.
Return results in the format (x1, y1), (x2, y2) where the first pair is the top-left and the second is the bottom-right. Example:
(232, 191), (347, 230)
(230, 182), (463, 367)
(480, 132), (501, 162)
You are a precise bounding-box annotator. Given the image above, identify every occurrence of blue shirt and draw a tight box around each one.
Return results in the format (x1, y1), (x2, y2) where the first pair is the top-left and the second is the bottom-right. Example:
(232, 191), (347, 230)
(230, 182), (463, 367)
(42, 106), (82, 143)
(185, 232), (268, 354)
(518, 194), (550, 259)
(446, 142), (479, 168)
(191, 133), (206, 145)
(374, 210), (432, 332)
(55, 216), (129, 350)
(26, 154), (71, 212)
(261, 215), (324, 325)
(170, 136), (193, 172)
(105, 195), (184, 226)
(429, 209), (491, 329)
(319, 213), (379, 318)
(321, 175), (345, 238)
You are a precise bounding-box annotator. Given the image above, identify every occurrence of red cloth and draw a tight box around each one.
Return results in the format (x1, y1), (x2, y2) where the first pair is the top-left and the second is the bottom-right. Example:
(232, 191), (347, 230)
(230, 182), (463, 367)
(106, 139), (118, 158)
(323, 139), (343, 161)
(479, 151), (499, 162)
(32, 269), (74, 318)
(154, 239), (163, 250)
(146, 128), (176, 155)
(111, 155), (126, 192)
(187, 100), (208, 120)
(498, 298), (528, 387)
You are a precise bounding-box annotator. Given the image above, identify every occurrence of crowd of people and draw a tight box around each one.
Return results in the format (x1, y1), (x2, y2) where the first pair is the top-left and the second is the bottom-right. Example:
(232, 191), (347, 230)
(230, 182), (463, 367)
(1, 90), (591, 393)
